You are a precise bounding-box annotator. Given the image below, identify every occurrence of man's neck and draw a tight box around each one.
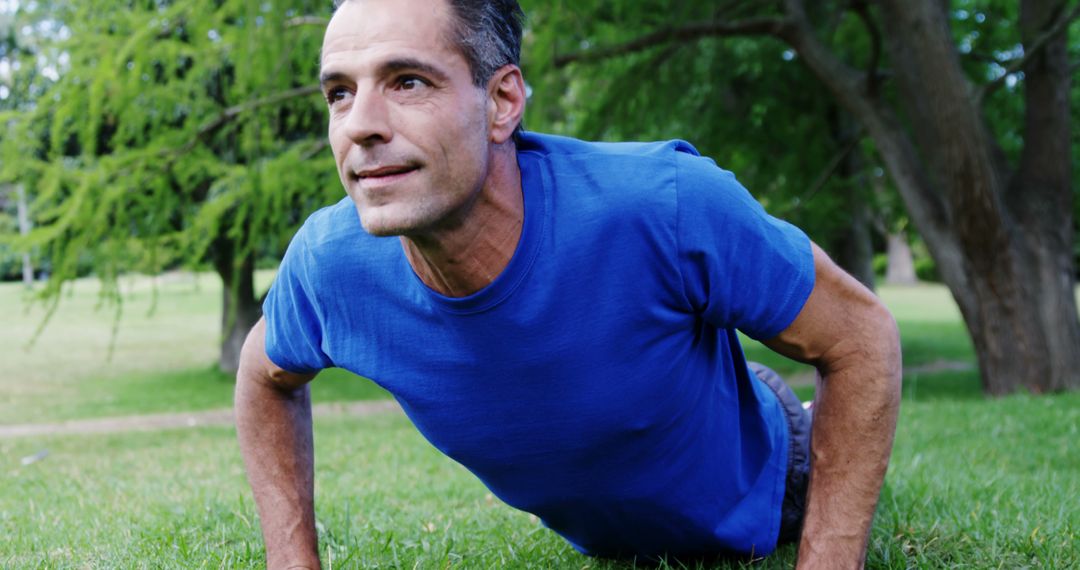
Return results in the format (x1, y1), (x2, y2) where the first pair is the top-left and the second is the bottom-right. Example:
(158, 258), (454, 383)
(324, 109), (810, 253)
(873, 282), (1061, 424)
(401, 145), (524, 297)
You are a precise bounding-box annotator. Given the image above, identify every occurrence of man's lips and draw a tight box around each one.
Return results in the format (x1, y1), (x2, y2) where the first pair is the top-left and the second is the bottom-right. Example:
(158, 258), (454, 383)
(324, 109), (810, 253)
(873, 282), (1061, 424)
(356, 164), (420, 179)
(351, 164), (421, 191)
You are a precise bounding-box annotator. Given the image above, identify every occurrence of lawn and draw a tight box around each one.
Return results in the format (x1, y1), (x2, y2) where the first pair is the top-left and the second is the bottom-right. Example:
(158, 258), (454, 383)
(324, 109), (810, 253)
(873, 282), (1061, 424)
(1, 275), (1077, 568)
(0, 272), (386, 424)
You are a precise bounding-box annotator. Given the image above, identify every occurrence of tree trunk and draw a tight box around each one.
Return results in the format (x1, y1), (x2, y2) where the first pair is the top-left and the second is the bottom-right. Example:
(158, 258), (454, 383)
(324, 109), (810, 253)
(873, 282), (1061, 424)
(833, 192), (875, 291)
(831, 112), (876, 291)
(15, 184), (33, 288)
(1007, 0), (1080, 392)
(212, 236), (261, 374)
(783, 0), (1080, 394)
(873, 0), (1080, 394)
(884, 233), (916, 285)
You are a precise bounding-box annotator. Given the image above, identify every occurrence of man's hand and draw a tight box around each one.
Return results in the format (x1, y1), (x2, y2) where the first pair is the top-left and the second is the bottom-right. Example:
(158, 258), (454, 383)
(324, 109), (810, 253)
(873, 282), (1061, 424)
(764, 243), (902, 569)
(235, 317), (322, 570)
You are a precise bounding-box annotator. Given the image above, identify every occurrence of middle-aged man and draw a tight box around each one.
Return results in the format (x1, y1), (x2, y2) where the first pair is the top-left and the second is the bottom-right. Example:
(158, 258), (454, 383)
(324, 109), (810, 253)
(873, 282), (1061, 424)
(235, 0), (902, 568)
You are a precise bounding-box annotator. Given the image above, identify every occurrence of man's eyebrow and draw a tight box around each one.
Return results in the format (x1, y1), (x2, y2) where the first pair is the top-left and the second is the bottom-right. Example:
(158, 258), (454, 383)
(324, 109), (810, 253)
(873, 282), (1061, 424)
(379, 58), (450, 82)
(319, 57), (451, 88)
(319, 71), (349, 88)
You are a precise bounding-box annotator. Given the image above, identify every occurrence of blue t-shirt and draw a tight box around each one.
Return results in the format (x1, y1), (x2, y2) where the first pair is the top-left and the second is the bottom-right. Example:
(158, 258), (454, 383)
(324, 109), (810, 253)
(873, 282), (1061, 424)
(263, 132), (815, 558)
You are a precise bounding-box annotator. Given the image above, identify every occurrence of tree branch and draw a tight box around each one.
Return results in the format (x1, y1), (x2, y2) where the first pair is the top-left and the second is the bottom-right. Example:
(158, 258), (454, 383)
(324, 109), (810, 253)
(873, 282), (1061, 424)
(965, 51), (1012, 66)
(153, 85), (323, 163)
(190, 85), (322, 149)
(285, 16), (328, 28)
(851, 0), (883, 97)
(299, 139), (330, 161)
(553, 17), (791, 68)
(784, 0), (951, 238)
(978, 0), (1080, 102)
(785, 130), (864, 215)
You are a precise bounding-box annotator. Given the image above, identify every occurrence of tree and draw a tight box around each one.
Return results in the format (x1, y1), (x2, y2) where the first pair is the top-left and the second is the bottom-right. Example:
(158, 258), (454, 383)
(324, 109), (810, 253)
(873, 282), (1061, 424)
(523, 1), (891, 289)
(9, 0), (340, 372)
(0, 0), (63, 284)
(528, 0), (1080, 395)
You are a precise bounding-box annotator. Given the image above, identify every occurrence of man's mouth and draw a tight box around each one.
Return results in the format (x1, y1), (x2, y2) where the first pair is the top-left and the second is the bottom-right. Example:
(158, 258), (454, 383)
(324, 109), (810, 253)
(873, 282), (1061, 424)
(356, 164), (420, 179)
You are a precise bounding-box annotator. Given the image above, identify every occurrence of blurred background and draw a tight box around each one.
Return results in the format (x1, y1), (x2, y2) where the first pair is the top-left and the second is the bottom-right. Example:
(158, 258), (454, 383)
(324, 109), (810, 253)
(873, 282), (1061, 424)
(0, 1), (1077, 567)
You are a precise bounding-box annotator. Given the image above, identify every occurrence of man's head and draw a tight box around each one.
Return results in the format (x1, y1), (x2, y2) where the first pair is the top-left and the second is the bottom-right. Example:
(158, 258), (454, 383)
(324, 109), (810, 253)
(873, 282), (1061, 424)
(322, 0), (527, 238)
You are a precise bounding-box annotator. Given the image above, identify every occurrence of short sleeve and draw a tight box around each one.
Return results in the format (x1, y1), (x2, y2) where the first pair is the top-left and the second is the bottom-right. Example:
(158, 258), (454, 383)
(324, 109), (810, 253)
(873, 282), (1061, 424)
(675, 152), (815, 340)
(262, 227), (334, 373)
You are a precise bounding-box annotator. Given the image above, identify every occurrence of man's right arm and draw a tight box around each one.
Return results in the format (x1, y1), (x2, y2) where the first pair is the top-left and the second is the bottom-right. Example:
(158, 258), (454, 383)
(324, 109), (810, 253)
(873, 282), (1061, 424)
(235, 317), (322, 570)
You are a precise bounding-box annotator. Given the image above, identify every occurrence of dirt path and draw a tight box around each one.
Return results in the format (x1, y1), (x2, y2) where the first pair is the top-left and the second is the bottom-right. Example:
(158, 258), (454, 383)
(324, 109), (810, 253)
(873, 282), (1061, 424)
(0, 400), (403, 439)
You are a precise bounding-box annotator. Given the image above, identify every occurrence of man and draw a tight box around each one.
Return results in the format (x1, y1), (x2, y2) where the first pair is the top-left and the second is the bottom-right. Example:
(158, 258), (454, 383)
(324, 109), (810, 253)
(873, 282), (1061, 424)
(235, 0), (902, 568)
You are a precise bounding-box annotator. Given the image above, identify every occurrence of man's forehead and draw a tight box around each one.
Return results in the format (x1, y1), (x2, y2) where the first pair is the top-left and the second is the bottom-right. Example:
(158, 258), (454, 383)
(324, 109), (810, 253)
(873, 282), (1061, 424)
(321, 0), (456, 66)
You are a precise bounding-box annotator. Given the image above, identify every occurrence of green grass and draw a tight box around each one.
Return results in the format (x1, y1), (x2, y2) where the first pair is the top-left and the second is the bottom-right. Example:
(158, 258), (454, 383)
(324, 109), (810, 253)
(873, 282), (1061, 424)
(2, 275), (1078, 568)
(3, 391), (1076, 568)
(1, 272), (387, 424)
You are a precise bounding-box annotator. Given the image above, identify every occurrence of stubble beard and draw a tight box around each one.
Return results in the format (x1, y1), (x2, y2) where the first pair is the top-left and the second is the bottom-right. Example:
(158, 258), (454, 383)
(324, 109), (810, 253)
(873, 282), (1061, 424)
(351, 178), (482, 239)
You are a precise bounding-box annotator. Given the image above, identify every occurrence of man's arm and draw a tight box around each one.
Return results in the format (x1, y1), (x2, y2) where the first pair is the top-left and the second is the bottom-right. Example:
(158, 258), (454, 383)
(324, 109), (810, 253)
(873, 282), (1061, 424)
(235, 317), (322, 570)
(762, 243), (902, 569)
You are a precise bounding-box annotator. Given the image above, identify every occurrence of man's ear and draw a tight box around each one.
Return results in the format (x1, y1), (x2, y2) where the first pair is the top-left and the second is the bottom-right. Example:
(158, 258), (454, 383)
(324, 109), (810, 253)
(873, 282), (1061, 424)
(486, 64), (526, 144)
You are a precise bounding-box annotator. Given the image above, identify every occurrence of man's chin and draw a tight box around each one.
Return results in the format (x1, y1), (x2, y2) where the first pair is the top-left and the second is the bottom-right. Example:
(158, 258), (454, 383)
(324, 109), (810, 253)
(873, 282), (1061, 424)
(356, 207), (423, 238)
(362, 224), (409, 238)
(358, 217), (408, 238)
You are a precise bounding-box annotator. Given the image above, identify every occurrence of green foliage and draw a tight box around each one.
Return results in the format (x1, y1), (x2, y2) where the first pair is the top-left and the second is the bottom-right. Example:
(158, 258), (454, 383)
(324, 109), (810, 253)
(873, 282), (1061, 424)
(5, 0), (340, 311)
(913, 256), (940, 283)
(521, 0), (886, 252)
(520, 0), (1080, 275)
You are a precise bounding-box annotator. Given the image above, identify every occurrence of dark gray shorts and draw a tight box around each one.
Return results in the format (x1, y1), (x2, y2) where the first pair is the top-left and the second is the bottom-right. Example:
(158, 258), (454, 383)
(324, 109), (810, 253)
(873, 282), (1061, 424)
(749, 362), (811, 545)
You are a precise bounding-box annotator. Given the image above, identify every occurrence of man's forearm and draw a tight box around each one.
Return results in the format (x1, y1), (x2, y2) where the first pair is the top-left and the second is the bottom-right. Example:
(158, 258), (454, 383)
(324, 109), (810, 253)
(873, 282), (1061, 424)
(236, 368), (321, 570)
(797, 313), (902, 569)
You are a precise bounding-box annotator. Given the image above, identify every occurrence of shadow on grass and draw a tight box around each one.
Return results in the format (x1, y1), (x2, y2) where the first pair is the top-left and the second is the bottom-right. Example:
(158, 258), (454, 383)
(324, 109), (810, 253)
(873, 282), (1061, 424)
(895, 321), (974, 366)
(788, 366), (984, 404)
(901, 369), (983, 402)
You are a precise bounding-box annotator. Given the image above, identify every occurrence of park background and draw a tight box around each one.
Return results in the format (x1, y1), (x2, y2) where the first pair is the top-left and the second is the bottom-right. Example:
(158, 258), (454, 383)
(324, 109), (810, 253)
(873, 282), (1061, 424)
(1, 0), (1078, 567)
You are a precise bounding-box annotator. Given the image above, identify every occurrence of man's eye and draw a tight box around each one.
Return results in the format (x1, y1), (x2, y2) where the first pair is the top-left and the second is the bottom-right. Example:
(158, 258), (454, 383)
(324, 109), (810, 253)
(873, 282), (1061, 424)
(396, 76), (429, 91)
(326, 87), (350, 104)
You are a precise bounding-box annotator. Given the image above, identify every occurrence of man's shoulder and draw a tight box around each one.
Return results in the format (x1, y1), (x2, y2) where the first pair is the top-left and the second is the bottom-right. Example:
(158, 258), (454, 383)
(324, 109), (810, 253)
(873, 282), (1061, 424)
(518, 131), (743, 214)
(517, 131), (704, 166)
(294, 197), (371, 250)
(518, 131), (739, 198)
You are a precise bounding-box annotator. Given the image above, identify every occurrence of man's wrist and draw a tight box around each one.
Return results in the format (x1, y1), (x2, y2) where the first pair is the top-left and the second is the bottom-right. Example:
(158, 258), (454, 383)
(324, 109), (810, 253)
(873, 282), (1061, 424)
(796, 527), (868, 569)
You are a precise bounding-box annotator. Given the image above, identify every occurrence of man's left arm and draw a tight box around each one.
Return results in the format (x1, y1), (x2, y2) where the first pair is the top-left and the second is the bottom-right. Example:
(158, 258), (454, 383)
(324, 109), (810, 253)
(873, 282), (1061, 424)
(762, 242), (902, 569)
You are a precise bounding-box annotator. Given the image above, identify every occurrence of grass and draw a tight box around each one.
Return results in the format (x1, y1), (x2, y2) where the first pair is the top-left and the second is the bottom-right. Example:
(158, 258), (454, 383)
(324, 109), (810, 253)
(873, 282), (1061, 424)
(0, 272), (386, 424)
(2, 390), (1076, 569)
(1, 275), (1077, 568)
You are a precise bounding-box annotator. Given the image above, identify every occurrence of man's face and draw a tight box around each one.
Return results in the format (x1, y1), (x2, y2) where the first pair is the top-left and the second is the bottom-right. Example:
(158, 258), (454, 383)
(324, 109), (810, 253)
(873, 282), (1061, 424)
(320, 0), (492, 237)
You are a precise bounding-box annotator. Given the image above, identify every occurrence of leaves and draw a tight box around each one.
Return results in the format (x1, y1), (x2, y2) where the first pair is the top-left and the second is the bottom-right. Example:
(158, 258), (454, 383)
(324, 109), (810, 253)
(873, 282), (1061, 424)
(522, 0), (876, 246)
(6, 0), (340, 312)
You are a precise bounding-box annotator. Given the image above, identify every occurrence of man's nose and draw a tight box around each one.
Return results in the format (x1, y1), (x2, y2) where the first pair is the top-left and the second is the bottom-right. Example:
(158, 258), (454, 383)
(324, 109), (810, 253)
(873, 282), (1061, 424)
(343, 88), (393, 145)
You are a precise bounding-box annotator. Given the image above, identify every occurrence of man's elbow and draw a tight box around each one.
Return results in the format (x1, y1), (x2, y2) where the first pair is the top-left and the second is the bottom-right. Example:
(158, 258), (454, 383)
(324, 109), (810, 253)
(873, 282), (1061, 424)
(236, 319), (314, 395)
(236, 321), (270, 385)
(861, 299), (903, 404)
(820, 297), (902, 399)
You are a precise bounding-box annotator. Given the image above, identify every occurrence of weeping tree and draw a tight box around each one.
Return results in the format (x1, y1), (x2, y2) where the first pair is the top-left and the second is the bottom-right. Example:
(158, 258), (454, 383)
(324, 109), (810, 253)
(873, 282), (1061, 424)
(527, 0), (1080, 395)
(0, 0), (61, 283)
(10, 0), (340, 372)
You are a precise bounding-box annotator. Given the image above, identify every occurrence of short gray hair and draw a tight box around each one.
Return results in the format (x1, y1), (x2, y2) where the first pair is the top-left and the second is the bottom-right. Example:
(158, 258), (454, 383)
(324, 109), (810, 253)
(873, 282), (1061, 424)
(333, 0), (525, 87)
